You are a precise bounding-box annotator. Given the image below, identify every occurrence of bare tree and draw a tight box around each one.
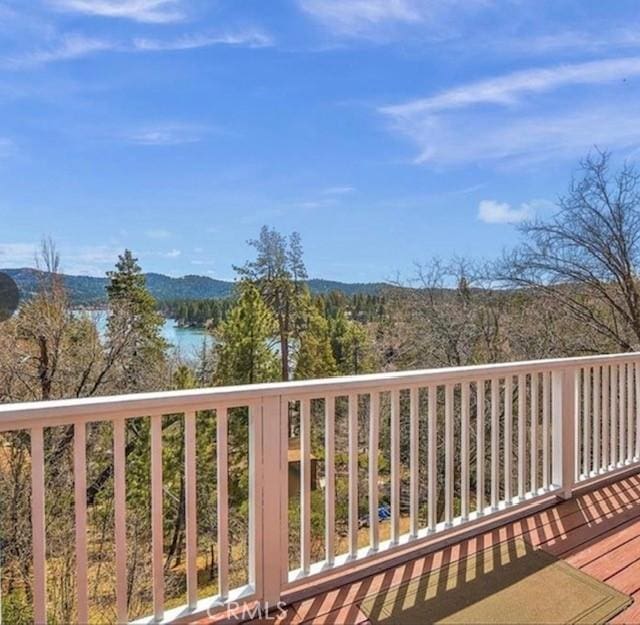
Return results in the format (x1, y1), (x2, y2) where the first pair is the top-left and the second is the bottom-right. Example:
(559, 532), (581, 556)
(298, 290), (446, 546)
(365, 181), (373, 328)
(383, 258), (508, 370)
(498, 150), (640, 353)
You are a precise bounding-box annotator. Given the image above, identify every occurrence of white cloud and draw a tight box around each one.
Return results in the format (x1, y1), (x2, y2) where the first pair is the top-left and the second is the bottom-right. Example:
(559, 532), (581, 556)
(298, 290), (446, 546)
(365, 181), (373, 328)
(0, 243), (127, 274)
(322, 186), (355, 195)
(124, 123), (206, 146)
(5, 29), (273, 69)
(496, 28), (640, 57)
(165, 249), (181, 258)
(382, 57), (640, 118)
(478, 200), (531, 224)
(380, 57), (640, 167)
(5, 34), (115, 68)
(300, 0), (422, 32)
(0, 243), (39, 266)
(132, 30), (273, 51)
(49, 0), (184, 24)
(298, 0), (488, 38)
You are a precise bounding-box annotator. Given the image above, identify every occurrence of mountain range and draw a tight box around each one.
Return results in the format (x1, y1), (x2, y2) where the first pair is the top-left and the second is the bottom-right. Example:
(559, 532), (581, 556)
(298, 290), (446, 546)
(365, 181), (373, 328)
(1, 268), (388, 304)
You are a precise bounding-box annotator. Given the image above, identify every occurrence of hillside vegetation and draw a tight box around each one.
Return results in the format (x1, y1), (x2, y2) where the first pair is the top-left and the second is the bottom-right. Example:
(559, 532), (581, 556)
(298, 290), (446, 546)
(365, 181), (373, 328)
(1, 268), (387, 305)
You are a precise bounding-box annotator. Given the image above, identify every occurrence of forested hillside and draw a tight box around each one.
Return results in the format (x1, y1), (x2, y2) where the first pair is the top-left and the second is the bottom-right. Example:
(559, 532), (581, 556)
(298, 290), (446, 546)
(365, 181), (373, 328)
(0, 268), (387, 305)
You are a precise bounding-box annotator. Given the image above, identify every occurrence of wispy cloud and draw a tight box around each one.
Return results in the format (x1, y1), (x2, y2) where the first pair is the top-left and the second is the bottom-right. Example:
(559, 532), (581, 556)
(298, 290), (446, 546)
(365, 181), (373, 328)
(5, 34), (115, 69)
(490, 26), (640, 58)
(124, 123), (207, 146)
(5, 29), (273, 69)
(132, 30), (273, 51)
(381, 57), (640, 166)
(382, 57), (640, 118)
(165, 248), (181, 258)
(0, 243), (39, 266)
(322, 186), (355, 195)
(0, 242), (126, 274)
(298, 0), (488, 39)
(49, 0), (185, 24)
(300, 0), (422, 33)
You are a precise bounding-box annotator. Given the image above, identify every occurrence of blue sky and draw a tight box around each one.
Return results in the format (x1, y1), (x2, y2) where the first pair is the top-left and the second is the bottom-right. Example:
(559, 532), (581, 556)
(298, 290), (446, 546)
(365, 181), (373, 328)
(1, 0), (640, 281)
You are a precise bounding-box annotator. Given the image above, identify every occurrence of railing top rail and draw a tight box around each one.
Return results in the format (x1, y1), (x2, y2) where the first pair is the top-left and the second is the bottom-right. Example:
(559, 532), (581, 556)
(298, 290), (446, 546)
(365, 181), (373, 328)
(1, 351), (638, 425)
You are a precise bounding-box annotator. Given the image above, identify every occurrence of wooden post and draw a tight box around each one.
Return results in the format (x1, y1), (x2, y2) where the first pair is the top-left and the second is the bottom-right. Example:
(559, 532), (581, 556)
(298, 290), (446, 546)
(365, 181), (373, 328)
(552, 367), (576, 499)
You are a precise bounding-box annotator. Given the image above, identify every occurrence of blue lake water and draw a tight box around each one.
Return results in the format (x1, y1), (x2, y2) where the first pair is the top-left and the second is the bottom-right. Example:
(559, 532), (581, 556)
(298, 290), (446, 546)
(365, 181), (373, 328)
(75, 310), (211, 356)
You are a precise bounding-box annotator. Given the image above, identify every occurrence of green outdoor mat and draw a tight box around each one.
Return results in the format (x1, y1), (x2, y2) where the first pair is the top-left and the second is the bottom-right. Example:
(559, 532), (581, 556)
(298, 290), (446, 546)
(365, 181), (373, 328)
(359, 538), (631, 624)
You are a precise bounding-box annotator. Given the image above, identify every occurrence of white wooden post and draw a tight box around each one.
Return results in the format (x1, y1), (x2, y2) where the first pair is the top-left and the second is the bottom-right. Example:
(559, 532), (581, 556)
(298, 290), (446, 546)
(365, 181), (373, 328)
(552, 367), (576, 499)
(258, 395), (286, 608)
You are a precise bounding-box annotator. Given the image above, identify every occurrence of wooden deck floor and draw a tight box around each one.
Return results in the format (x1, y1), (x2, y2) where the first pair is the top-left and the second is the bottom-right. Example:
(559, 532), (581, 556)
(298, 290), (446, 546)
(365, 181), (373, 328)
(210, 471), (640, 624)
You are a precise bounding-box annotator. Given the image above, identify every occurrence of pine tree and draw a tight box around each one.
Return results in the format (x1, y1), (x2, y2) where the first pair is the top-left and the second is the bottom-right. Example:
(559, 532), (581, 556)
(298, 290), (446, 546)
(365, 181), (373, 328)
(105, 250), (167, 392)
(215, 282), (279, 385)
(235, 226), (308, 381)
(330, 310), (376, 375)
(294, 296), (337, 380)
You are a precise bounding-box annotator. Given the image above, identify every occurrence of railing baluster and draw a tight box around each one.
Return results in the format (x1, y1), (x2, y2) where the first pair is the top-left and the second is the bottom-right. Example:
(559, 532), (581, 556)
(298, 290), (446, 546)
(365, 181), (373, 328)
(573, 367), (582, 482)
(620, 364), (627, 465)
(391, 389), (401, 542)
(504, 376), (513, 501)
(517, 374), (526, 498)
(445, 384), (454, 525)
(428, 385), (437, 530)
(279, 398), (289, 588)
(31, 426), (46, 625)
(301, 399), (311, 573)
(611, 365), (618, 467)
(114, 417), (127, 625)
(409, 387), (419, 537)
(603, 366), (610, 470)
(542, 372), (550, 487)
(248, 402), (260, 592)
(151, 414), (164, 619)
(593, 367), (600, 474)
(627, 363), (634, 464)
(583, 367), (591, 477)
(490, 379), (499, 510)
(325, 397), (336, 565)
(348, 394), (358, 557)
(461, 382), (470, 519)
(217, 408), (229, 598)
(368, 392), (380, 551)
(185, 411), (198, 609)
(531, 373), (539, 493)
(73, 422), (88, 625)
(636, 362), (640, 460)
(476, 380), (485, 513)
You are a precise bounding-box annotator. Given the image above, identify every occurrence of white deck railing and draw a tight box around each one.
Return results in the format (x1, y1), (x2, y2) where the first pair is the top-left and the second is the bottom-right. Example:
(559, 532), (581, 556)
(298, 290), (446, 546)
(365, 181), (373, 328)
(1, 352), (640, 624)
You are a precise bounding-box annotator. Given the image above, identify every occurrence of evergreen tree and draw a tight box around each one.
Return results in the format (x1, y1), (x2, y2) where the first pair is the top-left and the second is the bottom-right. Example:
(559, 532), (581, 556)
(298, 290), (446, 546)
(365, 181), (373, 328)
(105, 250), (167, 392)
(173, 364), (197, 390)
(294, 296), (337, 380)
(215, 282), (279, 385)
(235, 226), (307, 381)
(330, 311), (376, 375)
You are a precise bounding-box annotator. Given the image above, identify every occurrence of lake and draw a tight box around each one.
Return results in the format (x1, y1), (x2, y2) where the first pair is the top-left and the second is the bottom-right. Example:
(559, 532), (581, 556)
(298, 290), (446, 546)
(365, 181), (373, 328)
(75, 310), (212, 356)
